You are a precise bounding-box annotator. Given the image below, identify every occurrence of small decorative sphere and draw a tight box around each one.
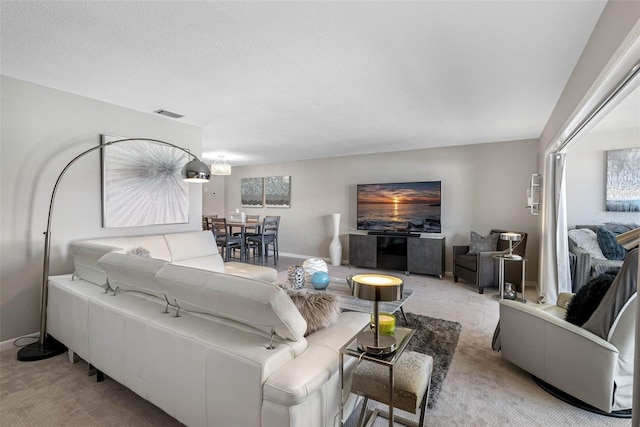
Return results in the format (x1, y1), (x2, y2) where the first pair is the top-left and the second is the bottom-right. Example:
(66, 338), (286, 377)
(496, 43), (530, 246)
(311, 271), (330, 290)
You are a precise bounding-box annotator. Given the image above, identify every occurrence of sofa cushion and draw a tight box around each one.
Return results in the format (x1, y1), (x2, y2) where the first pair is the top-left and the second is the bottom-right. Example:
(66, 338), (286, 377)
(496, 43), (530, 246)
(467, 231), (499, 255)
(163, 230), (219, 262)
(568, 228), (606, 260)
(283, 289), (340, 336)
(171, 255), (225, 273)
(155, 264), (307, 341)
(583, 248), (638, 340)
(565, 272), (616, 326)
(225, 262), (278, 282)
(597, 227), (627, 260)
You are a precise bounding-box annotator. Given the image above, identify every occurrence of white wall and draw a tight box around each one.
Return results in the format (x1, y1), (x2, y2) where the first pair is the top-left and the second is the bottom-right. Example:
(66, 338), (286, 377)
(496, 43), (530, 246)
(202, 175), (226, 217)
(539, 1), (640, 154)
(0, 77), (203, 341)
(567, 129), (640, 226)
(225, 139), (540, 279)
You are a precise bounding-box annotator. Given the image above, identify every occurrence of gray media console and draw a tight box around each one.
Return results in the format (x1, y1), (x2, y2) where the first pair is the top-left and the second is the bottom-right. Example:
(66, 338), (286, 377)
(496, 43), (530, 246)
(348, 233), (445, 278)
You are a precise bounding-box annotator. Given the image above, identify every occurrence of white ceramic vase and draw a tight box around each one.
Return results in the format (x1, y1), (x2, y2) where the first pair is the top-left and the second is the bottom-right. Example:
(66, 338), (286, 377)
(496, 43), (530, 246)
(303, 258), (328, 283)
(329, 213), (342, 266)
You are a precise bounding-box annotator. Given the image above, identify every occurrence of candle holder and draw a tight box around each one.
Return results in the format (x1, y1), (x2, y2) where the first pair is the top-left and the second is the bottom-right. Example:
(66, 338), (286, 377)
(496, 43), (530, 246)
(371, 312), (396, 336)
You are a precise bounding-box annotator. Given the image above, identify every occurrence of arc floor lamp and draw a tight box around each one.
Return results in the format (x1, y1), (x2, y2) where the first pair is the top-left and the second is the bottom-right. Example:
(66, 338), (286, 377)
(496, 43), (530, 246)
(17, 138), (211, 361)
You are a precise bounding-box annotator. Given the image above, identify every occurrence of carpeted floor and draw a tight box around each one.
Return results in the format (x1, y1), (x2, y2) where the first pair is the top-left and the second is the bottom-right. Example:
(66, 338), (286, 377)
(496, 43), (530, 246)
(0, 258), (630, 426)
(403, 312), (461, 409)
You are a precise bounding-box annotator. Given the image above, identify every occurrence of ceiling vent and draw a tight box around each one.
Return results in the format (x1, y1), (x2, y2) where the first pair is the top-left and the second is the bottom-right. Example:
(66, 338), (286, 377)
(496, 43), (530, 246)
(154, 109), (184, 119)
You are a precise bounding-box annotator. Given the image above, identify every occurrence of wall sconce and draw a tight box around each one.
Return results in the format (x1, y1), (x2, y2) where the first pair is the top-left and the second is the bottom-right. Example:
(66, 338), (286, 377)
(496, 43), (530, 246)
(526, 173), (541, 215)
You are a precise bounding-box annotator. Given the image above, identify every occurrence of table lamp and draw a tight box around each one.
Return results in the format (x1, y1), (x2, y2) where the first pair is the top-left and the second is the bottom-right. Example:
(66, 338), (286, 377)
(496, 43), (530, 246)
(351, 273), (403, 355)
(500, 232), (522, 260)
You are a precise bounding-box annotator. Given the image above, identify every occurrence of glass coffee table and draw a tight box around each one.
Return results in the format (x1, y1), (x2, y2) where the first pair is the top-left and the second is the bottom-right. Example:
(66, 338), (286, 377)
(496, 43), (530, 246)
(305, 278), (413, 325)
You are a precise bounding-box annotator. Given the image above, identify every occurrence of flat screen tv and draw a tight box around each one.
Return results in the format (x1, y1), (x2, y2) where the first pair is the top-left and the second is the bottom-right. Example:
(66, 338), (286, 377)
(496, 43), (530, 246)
(357, 181), (441, 233)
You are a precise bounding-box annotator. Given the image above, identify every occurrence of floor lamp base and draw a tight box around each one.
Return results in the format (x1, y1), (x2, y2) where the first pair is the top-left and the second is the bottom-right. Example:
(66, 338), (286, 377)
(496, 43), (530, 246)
(17, 335), (66, 362)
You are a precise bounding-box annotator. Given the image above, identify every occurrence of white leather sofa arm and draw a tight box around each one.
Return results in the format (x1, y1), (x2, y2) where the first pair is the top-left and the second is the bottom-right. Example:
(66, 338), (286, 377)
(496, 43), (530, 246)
(263, 311), (370, 406)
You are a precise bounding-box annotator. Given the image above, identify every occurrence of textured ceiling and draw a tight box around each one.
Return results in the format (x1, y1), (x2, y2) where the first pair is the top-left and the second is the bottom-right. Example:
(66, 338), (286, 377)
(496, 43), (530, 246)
(1, 1), (608, 166)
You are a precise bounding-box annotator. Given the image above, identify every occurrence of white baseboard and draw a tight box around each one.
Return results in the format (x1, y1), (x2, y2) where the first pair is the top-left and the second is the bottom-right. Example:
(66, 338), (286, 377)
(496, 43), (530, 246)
(1, 333), (39, 353)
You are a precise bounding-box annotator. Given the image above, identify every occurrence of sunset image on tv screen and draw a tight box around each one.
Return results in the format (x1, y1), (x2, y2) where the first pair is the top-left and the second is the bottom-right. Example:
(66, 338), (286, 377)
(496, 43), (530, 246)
(357, 181), (441, 233)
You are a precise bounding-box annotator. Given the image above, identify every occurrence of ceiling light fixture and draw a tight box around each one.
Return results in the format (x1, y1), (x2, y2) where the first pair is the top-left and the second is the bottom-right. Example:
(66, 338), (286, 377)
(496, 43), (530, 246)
(154, 109), (184, 119)
(211, 156), (231, 175)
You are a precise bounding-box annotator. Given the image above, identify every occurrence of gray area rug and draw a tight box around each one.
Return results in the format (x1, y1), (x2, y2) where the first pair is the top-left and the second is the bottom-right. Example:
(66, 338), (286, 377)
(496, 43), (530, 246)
(402, 312), (462, 409)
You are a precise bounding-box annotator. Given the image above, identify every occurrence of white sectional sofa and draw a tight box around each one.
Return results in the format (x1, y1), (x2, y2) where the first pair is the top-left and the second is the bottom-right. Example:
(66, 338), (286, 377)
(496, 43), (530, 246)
(46, 230), (370, 427)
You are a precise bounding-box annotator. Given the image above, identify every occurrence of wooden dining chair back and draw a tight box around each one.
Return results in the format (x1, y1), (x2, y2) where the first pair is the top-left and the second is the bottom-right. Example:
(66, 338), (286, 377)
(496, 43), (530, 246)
(211, 218), (242, 261)
(202, 215), (217, 231)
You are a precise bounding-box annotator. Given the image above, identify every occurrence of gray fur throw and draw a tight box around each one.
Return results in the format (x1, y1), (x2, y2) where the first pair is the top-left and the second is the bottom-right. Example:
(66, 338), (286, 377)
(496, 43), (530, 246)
(126, 247), (151, 257)
(284, 288), (340, 336)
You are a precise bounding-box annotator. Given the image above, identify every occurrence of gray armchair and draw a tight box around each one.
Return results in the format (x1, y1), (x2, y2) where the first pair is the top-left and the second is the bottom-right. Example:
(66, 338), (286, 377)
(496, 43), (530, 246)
(453, 229), (527, 294)
(569, 225), (624, 292)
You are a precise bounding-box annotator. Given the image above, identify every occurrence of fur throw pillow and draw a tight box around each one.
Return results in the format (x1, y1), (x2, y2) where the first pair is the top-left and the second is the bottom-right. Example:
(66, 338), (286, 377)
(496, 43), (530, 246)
(126, 247), (151, 257)
(284, 288), (340, 336)
(565, 272), (616, 326)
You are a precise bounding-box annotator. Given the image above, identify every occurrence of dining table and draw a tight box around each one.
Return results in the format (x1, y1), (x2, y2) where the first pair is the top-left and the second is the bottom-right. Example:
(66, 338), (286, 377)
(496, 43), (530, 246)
(226, 220), (261, 263)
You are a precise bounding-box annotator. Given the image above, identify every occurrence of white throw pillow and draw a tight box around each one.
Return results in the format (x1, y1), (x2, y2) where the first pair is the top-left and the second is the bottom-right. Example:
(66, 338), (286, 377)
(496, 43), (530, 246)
(568, 228), (606, 260)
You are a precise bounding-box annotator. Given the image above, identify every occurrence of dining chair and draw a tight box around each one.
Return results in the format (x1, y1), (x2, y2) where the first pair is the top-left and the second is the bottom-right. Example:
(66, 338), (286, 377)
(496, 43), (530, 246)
(202, 215), (217, 231)
(211, 218), (242, 261)
(247, 217), (278, 265)
(266, 215), (281, 261)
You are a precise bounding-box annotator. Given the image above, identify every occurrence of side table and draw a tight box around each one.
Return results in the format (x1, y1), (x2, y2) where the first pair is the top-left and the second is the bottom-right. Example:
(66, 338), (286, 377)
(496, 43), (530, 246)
(339, 326), (415, 427)
(493, 254), (527, 303)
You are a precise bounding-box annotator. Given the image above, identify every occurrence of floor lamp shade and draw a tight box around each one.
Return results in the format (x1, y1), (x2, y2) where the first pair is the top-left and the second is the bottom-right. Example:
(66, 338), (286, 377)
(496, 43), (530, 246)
(17, 138), (209, 362)
(351, 273), (403, 355)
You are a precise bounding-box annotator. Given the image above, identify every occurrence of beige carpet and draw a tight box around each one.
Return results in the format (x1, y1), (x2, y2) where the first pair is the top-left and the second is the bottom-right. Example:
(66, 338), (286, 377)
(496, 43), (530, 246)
(0, 260), (629, 426)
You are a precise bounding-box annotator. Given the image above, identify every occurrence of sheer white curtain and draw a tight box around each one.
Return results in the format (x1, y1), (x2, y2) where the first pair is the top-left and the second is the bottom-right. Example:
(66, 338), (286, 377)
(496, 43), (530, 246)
(538, 152), (572, 305)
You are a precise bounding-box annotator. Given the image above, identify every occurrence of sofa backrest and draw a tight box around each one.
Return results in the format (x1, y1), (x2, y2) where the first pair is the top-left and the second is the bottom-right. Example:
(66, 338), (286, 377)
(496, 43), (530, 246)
(155, 263), (307, 342)
(98, 252), (169, 299)
(163, 230), (219, 261)
(71, 231), (224, 285)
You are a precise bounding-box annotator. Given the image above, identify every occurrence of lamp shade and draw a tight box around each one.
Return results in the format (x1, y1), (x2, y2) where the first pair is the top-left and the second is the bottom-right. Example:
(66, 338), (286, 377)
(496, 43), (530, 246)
(351, 273), (403, 355)
(351, 273), (403, 302)
(500, 232), (522, 259)
(182, 159), (212, 182)
(500, 232), (522, 242)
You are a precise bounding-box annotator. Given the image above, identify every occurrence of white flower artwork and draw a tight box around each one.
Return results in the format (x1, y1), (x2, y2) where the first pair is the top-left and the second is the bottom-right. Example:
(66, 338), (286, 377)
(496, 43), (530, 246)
(101, 135), (189, 227)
